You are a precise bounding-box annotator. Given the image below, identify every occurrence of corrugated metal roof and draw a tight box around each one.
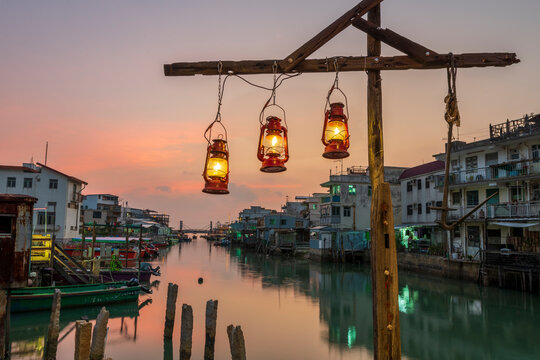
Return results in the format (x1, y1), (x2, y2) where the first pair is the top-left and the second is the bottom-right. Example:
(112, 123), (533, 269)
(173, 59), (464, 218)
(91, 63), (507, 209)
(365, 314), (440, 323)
(398, 160), (445, 180)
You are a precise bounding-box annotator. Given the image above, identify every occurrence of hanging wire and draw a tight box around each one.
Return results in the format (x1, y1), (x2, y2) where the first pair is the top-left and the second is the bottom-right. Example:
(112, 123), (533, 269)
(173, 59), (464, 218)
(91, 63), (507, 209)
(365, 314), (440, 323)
(204, 61), (230, 144)
(258, 61), (293, 127)
(325, 57), (350, 119)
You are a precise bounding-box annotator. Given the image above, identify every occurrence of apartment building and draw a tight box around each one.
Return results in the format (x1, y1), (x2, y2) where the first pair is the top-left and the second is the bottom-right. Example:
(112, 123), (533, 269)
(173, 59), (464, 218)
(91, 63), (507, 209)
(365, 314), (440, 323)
(0, 162), (86, 240)
(82, 193), (121, 225)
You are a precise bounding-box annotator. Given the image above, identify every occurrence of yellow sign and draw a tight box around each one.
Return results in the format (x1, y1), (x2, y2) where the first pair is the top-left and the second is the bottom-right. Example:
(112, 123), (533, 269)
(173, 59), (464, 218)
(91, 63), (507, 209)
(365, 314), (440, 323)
(31, 234), (52, 262)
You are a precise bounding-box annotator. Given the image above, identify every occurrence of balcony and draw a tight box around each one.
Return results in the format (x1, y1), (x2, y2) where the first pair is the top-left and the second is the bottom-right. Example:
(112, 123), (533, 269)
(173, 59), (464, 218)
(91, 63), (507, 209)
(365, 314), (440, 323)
(447, 159), (540, 186)
(321, 195), (341, 203)
(439, 201), (540, 221)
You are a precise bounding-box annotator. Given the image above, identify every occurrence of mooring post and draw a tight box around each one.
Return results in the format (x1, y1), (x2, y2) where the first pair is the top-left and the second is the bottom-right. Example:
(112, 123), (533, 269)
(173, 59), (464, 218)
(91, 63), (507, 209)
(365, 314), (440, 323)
(163, 283), (179, 338)
(89, 307), (110, 360)
(163, 338), (173, 360)
(179, 304), (194, 360)
(227, 325), (247, 360)
(125, 224), (129, 268)
(138, 224), (143, 282)
(0, 290), (6, 358)
(74, 320), (93, 360)
(367, 4), (401, 359)
(81, 225), (86, 260)
(44, 289), (61, 360)
(92, 221), (97, 260)
(204, 299), (218, 360)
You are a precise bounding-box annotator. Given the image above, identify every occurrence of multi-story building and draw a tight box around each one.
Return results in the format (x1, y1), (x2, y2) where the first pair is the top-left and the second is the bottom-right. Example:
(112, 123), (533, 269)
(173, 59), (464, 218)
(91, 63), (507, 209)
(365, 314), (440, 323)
(0, 162), (86, 240)
(399, 161), (446, 248)
(82, 193), (121, 225)
(435, 113), (540, 258)
(295, 193), (326, 227)
(319, 166), (407, 230)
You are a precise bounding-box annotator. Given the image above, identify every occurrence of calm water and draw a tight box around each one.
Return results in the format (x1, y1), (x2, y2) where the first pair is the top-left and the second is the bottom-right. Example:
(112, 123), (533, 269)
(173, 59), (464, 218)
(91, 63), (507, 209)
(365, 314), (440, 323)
(10, 239), (540, 359)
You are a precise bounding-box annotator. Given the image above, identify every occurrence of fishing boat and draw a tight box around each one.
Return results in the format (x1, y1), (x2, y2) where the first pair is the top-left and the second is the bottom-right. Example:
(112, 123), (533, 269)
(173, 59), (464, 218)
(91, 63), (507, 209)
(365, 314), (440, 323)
(10, 281), (141, 313)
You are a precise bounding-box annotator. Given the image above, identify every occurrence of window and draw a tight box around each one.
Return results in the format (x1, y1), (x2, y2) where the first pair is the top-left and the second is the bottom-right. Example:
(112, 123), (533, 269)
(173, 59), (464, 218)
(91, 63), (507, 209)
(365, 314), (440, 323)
(453, 226), (461, 238)
(49, 179), (58, 189)
(425, 203), (430, 214)
(269, 218), (276, 225)
(280, 219), (287, 226)
(485, 152), (498, 166)
(417, 179), (422, 190)
(37, 212), (55, 226)
(343, 206), (351, 217)
(406, 181), (413, 192)
(23, 178), (32, 188)
(465, 156), (478, 172)
(452, 191), (461, 205)
(466, 190), (479, 207)
(367, 186), (372, 196)
(467, 226), (481, 247)
(418, 203), (422, 215)
(332, 185), (341, 195)
(7, 177), (16, 188)
(508, 148), (520, 161)
(92, 211), (102, 219)
(72, 184), (77, 200)
(532, 145), (540, 162)
(451, 159), (459, 171)
(331, 206), (340, 216)
(312, 204), (317, 210)
(510, 186), (523, 202)
(348, 185), (356, 195)
(425, 177), (430, 188)
(407, 205), (413, 216)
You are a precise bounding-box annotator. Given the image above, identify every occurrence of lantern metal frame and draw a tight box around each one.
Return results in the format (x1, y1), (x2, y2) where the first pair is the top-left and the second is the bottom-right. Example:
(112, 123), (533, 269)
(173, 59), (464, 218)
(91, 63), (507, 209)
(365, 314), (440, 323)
(257, 104), (289, 172)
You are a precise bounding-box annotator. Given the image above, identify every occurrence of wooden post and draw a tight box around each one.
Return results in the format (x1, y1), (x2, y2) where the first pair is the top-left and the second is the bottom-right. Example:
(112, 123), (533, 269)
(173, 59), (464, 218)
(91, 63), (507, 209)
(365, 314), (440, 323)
(49, 234), (55, 269)
(0, 290), (6, 358)
(74, 320), (93, 360)
(89, 307), (110, 360)
(204, 299), (218, 360)
(81, 224), (86, 260)
(92, 221), (96, 260)
(44, 289), (61, 360)
(163, 283), (179, 338)
(138, 224), (143, 282)
(529, 269), (533, 293)
(164, 338), (173, 360)
(179, 304), (193, 360)
(227, 325), (247, 360)
(367, 4), (401, 359)
(125, 224), (129, 268)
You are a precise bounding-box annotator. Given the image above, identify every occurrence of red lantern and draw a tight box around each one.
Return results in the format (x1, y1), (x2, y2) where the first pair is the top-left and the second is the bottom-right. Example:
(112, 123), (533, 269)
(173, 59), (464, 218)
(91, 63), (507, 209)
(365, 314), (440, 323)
(257, 116), (289, 173)
(322, 102), (350, 159)
(202, 138), (230, 194)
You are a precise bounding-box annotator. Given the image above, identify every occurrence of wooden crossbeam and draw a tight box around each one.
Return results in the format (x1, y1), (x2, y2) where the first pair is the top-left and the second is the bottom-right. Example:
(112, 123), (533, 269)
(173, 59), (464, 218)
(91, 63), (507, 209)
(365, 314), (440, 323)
(352, 18), (437, 63)
(279, 0), (383, 72)
(164, 53), (519, 76)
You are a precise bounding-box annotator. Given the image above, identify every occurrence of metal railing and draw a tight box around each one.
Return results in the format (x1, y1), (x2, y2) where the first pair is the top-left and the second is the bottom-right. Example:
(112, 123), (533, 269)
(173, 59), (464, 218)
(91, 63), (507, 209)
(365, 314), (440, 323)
(447, 159), (540, 186)
(437, 201), (540, 221)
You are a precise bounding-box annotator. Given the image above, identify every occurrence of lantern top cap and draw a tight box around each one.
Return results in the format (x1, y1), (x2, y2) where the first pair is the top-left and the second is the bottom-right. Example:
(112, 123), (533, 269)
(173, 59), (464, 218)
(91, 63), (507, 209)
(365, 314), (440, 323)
(266, 115), (282, 122)
(211, 138), (227, 144)
(329, 102), (345, 108)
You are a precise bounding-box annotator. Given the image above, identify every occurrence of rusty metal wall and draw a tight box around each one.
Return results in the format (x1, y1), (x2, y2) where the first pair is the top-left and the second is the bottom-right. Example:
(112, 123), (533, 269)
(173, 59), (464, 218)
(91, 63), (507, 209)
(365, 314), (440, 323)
(0, 195), (36, 289)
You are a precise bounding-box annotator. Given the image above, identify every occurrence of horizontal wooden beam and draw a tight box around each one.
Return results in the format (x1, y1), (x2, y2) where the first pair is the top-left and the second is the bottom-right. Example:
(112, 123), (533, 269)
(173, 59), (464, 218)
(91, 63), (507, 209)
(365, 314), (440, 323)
(351, 18), (437, 63)
(164, 53), (519, 76)
(280, 0), (384, 72)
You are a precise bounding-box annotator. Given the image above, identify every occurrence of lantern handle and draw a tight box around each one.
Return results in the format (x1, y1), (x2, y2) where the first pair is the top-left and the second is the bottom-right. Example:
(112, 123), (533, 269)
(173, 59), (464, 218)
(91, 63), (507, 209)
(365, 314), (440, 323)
(325, 57), (349, 120)
(259, 102), (287, 128)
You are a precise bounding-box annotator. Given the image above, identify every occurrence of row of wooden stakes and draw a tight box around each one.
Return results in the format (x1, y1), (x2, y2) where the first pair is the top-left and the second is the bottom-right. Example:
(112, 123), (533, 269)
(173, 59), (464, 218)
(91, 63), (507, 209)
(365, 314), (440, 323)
(163, 282), (247, 360)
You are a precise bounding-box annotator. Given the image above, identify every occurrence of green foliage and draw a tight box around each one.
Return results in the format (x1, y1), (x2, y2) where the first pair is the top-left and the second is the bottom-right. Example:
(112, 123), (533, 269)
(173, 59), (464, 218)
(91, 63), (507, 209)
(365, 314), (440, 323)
(109, 254), (122, 271)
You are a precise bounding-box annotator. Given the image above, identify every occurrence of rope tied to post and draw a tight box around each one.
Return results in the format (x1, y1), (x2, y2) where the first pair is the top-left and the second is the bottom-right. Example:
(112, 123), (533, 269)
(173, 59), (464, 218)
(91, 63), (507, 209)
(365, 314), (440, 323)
(444, 53), (460, 127)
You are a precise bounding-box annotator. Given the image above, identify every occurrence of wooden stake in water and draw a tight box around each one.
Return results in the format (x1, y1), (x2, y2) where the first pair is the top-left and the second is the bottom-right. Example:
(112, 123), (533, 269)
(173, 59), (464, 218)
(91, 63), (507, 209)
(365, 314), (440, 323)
(90, 307), (110, 360)
(204, 299), (218, 360)
(227, 324), (247, 360)
(44, 289), (61, 360)
(179, 304), (193, 360)
(74, 320), (93, 360)
(0, 290), (7, 358)
(163, 283), (179, 338)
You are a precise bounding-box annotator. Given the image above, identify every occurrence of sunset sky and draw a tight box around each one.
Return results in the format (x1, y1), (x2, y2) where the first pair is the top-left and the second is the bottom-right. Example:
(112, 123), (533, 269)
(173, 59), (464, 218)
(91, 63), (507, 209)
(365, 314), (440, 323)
(1, 0), (539, 228)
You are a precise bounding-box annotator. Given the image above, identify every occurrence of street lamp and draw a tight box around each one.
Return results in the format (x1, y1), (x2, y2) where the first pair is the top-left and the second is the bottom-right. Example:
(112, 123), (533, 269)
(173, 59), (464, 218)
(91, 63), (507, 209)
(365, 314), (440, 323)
(257, 116), (289, 173)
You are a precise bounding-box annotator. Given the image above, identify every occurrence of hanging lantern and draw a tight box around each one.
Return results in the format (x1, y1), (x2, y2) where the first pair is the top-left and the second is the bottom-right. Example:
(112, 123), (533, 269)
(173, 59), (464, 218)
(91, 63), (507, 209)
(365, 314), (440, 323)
(257, 116), (289, 173)
(202, 138), (230, 194)
(322, 102), (350, 159)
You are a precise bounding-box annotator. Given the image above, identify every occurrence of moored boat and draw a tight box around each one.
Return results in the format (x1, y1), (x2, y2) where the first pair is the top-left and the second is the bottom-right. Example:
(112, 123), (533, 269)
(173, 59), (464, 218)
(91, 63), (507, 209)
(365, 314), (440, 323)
(10, 281), (141, 312)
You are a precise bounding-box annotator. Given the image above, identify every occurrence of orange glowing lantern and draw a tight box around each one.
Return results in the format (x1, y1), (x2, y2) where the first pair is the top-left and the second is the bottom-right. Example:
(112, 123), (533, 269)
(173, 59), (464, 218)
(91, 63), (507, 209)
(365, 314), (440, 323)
(257, 116), (289, 172)
(322, 102), (350, 159)
(202, 138), (230, 194)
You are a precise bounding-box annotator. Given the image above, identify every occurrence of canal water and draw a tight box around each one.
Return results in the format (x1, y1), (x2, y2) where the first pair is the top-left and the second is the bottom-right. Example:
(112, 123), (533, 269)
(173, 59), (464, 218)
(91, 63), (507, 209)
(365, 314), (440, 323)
(10, 239), (540, 359)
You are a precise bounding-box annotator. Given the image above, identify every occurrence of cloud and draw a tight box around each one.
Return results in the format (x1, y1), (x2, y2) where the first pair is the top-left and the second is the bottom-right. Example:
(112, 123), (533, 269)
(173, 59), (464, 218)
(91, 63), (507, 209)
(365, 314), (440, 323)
(155, 185), (171, 193)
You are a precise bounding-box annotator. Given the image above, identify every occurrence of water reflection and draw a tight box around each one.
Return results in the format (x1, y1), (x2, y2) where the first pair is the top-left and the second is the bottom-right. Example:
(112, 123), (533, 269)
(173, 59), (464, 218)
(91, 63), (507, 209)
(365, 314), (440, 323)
(231, 249), (540, 360)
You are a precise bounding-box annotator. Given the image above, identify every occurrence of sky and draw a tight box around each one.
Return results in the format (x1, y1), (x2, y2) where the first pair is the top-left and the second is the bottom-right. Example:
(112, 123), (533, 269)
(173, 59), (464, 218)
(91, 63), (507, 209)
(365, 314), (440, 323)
(1, 0), (539, 229)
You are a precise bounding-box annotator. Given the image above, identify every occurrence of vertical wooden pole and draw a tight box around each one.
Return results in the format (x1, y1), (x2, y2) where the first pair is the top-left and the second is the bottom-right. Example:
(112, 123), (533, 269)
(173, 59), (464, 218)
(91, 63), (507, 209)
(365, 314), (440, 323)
(92, 221), (96, 260)
(81, 225), (86, 260)
(89, 307), (110, 360)
(138, 224), (143, 282)
(227, 325), (247, 360)
(367, 4), (401, 360)
(44, 289), (61, 360)
(204, 299), (218, 360)
(74, 320), (92, 360)
(0, 290), (6, 358)
(179, 304), (193, 360)
(163, 283), (179, 338)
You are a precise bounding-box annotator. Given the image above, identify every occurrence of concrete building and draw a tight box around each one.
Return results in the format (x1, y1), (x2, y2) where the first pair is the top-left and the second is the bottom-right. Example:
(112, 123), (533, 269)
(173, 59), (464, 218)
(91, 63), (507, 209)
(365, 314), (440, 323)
(295, 194), (326, 227)
(0, 162), (86, 240)
(435, 113), (540, 259)
(399, 161), (446, 250)
(82, 194), (121, 225)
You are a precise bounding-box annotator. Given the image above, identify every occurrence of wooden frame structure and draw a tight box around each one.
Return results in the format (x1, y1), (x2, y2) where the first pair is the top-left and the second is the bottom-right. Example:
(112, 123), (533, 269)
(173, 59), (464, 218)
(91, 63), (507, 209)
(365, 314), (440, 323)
(163, 1), (519, 358)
